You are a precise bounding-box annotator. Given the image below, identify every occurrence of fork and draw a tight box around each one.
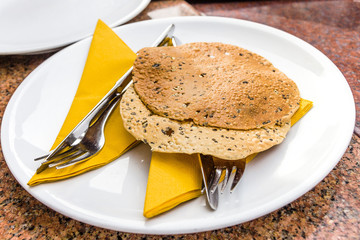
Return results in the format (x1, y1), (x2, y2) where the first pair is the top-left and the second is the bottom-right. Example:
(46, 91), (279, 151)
(35, 24), (176, 173)
(36, 91), (125, 172)
(200, 155), (246, 210)
(210, 157), (246, 194)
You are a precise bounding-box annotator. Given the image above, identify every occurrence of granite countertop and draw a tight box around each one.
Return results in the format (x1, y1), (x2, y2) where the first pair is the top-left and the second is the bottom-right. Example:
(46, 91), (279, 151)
(0, 0), (359, 239)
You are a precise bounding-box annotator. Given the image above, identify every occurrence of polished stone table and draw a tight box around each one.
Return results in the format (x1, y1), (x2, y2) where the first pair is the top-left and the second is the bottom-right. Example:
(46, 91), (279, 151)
(0, 0), (359, 239)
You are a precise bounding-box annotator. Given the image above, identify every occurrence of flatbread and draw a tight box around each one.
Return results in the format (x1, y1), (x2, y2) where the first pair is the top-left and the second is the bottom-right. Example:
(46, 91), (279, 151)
(133, 42), (300, 130)
(120, 85), (291, 160)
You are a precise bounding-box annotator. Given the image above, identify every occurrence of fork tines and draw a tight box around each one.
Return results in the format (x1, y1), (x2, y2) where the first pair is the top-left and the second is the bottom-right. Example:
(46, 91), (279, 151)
(210, 157), (246, 194)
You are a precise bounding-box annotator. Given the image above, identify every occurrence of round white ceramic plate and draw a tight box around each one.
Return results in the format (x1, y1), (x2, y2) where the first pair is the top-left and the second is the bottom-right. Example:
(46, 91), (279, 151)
(0, 0), (150, 55)
(1, 17), (355, 234)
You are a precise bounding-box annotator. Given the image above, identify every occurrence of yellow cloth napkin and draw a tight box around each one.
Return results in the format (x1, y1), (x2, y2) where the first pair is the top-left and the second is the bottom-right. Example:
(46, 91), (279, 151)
(144, 98), (313, 218)
(28, 20), (138, 186)
(144, 152), (203, 218)
(291, 99), (313, 126)
(243, 98), (314, 164)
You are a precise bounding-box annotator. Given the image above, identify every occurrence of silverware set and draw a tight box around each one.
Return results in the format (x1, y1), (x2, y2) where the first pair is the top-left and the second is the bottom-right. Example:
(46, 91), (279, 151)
(35, 24), (176, 172)
(35, 91), (124, 172)
(35, 24), (245, 210)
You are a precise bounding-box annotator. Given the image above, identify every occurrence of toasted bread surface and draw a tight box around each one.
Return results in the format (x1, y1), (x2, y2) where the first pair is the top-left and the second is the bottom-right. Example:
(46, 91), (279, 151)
(133, 42), (300, 130)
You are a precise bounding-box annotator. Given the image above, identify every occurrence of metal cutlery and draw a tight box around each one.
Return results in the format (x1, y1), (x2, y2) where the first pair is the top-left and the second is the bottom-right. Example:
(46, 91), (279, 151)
(35, 24), (176, 173)
(36, 92), (122, 172)
(200, 155), (246, 210)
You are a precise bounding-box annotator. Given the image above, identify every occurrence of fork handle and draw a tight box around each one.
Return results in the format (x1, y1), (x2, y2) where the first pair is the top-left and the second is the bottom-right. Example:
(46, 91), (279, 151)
(91, 92), (122, 135)
(73, 23), (176, 130)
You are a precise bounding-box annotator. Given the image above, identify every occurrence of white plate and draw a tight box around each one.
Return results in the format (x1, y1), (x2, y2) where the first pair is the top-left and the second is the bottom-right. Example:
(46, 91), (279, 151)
(0, 0), (150, 55)
(1, 17), (355, 234)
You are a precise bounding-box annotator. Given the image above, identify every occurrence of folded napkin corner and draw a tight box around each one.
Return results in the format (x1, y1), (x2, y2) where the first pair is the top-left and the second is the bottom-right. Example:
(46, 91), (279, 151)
(143, 152), (202, 218)
(28, 19), (138, 186)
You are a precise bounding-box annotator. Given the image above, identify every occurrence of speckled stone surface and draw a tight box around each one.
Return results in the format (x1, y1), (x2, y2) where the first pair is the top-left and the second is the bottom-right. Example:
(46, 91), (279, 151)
(1, 1), (359, 239)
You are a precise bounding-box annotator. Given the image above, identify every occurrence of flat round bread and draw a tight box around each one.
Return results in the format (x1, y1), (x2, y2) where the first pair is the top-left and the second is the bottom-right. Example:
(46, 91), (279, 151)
(133, 42), (300, 130)
(120, 85), (291, 160)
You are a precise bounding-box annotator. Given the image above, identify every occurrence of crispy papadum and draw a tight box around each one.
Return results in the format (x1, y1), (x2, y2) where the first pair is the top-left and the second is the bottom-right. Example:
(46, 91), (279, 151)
(120, 85), (290, 160)
(121, 42), (300, 159)
(133, 42), (300, 130)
